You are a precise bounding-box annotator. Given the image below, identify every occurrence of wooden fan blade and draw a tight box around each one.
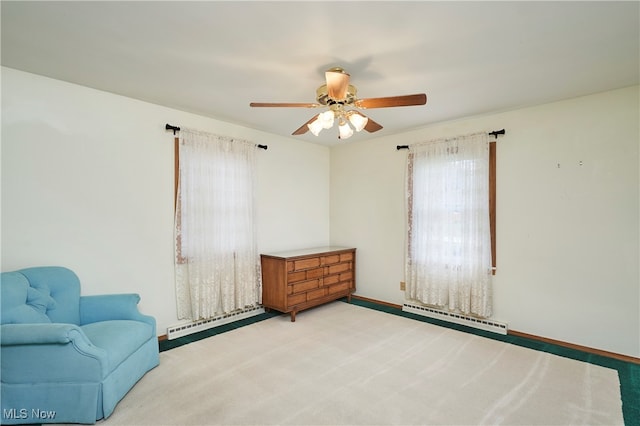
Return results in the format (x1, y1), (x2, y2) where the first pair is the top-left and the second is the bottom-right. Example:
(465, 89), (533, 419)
(363, 116), (383, 133)
(354, 93), (427, 109)
(250, 102), (320, 108)
(325, 68), (350, 101)
(292, 114), (320, 135)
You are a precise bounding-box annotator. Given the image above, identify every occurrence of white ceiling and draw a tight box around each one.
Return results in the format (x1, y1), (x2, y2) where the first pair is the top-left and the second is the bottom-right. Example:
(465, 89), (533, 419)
(2, 1), (638, 146)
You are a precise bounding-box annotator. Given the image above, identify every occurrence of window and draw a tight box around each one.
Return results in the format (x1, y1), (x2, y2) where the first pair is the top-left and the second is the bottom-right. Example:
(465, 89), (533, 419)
(173, 129), (261, 320)
(405, 132), (495, 317)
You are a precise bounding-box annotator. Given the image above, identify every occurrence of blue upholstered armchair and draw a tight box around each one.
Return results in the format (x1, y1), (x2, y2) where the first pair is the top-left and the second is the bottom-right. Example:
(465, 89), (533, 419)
(0, 266), (159, 424)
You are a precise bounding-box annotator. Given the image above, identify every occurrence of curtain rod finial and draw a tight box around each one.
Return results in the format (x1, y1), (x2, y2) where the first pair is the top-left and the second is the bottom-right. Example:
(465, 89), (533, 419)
(166, 123), (180, 135)
(489, 129), (505, 139)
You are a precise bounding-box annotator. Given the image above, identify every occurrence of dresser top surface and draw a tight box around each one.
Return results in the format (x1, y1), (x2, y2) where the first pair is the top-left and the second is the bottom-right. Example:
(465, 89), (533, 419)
(261, 246), (355, 259)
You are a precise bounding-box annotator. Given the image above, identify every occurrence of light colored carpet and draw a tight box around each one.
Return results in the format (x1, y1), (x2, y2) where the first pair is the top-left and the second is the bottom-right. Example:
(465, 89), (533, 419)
(95, 302), (622, 425)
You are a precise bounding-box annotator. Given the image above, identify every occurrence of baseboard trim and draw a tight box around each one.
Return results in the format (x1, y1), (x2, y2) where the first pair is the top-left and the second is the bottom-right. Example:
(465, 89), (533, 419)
(508, 330), (639, 365)
(352, 294), (639, 365)
(352, 294), (402, 310)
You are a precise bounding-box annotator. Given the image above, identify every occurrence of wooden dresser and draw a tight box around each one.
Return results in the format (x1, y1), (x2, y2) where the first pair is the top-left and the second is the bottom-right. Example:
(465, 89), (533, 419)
(260, 247), (356, 321)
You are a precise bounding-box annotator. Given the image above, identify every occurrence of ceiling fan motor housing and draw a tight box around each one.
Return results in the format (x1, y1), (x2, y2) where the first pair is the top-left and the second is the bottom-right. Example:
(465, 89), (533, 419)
(316, 84), (358, 106)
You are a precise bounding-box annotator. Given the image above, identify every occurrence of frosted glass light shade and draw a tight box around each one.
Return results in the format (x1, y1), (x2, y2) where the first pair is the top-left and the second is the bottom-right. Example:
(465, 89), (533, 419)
(348, 113), (368, 132)
(307, 118), (324, 136)
(338, 122), (354, 139)
(319, 110), (335, 129)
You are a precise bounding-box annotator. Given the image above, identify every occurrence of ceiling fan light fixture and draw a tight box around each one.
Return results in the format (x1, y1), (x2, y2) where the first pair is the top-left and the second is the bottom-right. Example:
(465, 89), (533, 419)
(307, 117), (324, 136)
(348, 112), (368, 132)
(319, 110), (335, 129)
(338, 120), (354, 139)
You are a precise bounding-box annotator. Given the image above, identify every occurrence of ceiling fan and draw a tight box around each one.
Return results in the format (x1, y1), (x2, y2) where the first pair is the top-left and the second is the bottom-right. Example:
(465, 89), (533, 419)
(250, 67), (427, 139)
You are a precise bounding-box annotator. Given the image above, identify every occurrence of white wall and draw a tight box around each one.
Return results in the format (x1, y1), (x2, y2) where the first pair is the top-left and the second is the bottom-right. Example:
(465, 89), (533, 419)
(1, 67), (330, 334)
(330, 85), (639, 358)
(3, 66), (638, 358)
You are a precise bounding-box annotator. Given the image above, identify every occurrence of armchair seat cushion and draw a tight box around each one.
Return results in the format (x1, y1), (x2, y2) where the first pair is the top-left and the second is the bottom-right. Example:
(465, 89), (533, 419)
(81, 320), (154, 372)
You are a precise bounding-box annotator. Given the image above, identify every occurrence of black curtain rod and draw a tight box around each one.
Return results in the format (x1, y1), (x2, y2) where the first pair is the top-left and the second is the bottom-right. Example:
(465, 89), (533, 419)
(396, 129), (506, 150)
(165, 123), (268, 150)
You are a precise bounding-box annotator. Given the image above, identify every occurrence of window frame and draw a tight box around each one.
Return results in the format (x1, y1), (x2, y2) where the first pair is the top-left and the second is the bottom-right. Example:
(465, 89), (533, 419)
(489, 141), (496, 273)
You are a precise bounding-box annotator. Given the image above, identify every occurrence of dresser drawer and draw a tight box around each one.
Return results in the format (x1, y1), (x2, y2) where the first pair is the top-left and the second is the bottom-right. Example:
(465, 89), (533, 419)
(306, 267), (324, 279)
(323, 274), (340, 286)
(292, 257), (321, 271)
(287, 293), (307, 307)
(340, 271), (353, 281)
(288, 270), (306, 283)
(323, 254), (341, 265)
(307, 287), (328, 301)
(291, 278), (320, 294)
(326, 262), (351, 275)
(328, 281), (350, 294)
(340, 252), (354, 262)
(288, 267), (323, 283)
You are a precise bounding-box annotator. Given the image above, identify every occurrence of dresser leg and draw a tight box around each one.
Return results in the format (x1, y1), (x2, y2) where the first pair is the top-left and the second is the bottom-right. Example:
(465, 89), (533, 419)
(290, 311), (297, 322)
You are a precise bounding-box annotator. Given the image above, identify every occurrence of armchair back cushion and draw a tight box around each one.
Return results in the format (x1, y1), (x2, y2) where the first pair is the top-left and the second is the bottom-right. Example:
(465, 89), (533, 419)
(18, 266), (81, 324)
(1, 272), (55, 324)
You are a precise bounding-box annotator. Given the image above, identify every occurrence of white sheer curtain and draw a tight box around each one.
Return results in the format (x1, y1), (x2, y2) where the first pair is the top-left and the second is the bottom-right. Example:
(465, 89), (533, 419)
(405, 132), (493, 318)
(174, 128), (261, 320)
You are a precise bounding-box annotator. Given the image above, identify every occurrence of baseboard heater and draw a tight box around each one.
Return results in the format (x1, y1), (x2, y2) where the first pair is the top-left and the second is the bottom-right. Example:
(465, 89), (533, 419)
(167, 305), (265, 340)
(402, 302), (508, 335)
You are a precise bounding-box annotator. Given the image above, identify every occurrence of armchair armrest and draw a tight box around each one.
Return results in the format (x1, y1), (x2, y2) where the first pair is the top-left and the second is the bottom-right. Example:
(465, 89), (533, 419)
(1, 323), (93, 346)
(1, 324), (108, 382)
(79, 294), (156, 329)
